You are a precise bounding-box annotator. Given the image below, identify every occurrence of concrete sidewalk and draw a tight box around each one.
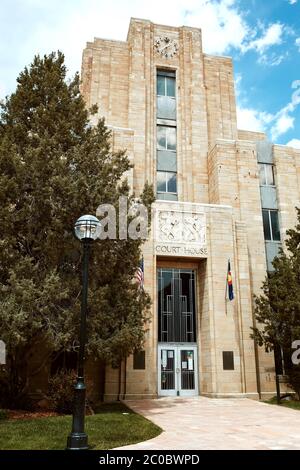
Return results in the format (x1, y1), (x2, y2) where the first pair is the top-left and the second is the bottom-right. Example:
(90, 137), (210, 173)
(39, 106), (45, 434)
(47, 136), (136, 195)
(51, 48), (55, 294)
(116, 397), (300, 450)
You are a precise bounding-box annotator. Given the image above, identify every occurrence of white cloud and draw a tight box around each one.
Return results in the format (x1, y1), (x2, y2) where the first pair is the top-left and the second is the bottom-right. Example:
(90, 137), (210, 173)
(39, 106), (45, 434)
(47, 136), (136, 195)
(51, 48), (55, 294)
(296, 38), (300, 52)
(236, 74), (273, 132)
(184, 0), (250, 54)
(244, 23), (283, 54)
(286, 139), (300, 149)
(179, 2), (287, 62)
(271, 114), (294, 140)
(270, 80), (300, 139)
(234, 73), (242, 97)
(0, 0), (187, 97)
(0, 0), (293, 103)
(236, 77), (300, 141)
(236, 106), (265, 132)
(288, 0), (297, 5)
(258, 52), (287, 67)
(236, 106), (273, 132)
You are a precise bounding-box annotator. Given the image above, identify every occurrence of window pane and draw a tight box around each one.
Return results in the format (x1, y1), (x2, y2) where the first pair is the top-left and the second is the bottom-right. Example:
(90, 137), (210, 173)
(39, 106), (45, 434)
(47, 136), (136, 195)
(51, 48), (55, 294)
(270, 211), (280, 241)
(262, 210), (271, 240)
(157, 171), (166, 192)
(259, 164), (266, 185)
(166, 77), (175, 97)
(167, 172), (177, 193)
(157, 127), (166, 150)
(157, 76), (165, 96)
(167, 127), (176, 151)
(266, 165), (275, 185)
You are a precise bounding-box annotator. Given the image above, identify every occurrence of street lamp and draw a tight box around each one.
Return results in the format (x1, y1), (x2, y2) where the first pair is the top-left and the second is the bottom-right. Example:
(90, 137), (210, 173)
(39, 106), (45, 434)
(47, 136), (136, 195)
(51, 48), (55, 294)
(67, 214), (101, 450)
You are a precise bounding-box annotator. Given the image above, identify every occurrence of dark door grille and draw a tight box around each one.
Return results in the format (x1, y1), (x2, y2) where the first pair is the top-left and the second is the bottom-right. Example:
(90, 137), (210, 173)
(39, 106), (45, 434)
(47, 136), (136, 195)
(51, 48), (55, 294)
(158, 269), (196, 342)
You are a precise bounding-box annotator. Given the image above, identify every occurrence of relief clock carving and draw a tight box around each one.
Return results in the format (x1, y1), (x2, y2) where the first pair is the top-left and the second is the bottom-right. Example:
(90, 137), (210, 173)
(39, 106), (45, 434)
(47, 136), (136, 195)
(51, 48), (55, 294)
(154, 36), (179, 58)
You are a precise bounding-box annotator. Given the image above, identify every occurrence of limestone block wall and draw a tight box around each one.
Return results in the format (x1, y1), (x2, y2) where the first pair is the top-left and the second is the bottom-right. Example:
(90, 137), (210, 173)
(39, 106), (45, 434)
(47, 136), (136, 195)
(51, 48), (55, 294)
(126, 19), (153, 195)
(234, 221), (260, 396)
(238, 129), (266, 142)
(202, 206), (258, 397)
(81, 39), (130, 128)
(204, 55), (238, 150)
(235, 141), (275, 395)
(207, 140), (240, 214)
(108, 126), (134, 190)
(176, 27), (209, 203)
(207, 138), (275, 395)
(274, 144), (300, 241)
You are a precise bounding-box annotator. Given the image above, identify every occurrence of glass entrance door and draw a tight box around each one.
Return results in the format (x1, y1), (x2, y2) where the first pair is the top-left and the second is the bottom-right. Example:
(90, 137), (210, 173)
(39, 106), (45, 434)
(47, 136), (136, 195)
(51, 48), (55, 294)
(158, 344), (198, 396)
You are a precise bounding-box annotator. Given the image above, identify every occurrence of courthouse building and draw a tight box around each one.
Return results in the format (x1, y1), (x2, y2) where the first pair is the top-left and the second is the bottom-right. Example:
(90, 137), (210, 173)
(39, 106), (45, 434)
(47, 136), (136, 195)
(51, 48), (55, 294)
(80, 18), (300, 400)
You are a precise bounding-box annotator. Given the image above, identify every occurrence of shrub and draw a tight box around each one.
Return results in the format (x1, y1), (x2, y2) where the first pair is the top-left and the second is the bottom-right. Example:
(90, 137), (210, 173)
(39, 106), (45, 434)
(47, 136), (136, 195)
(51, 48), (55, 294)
(287, 366), (300, 400)
(0, 369), (33, 410)
(0, 409), (8, 420)
(47, 370), (77, 414)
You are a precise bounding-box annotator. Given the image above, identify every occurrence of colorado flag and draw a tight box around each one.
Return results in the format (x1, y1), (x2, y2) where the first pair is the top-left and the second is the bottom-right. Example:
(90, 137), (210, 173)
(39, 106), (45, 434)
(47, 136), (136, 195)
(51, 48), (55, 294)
(227, 260), (234, 301)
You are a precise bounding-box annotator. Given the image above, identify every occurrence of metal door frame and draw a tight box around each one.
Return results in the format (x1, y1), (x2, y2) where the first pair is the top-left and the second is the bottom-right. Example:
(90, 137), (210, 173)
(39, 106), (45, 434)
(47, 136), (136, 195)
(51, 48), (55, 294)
(158, 343), (199, 396)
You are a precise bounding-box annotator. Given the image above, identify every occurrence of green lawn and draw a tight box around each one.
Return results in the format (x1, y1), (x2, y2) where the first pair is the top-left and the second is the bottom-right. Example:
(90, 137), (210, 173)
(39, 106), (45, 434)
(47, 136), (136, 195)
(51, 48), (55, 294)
(265, 397), (300, 411)
(0, 403), (161, 450)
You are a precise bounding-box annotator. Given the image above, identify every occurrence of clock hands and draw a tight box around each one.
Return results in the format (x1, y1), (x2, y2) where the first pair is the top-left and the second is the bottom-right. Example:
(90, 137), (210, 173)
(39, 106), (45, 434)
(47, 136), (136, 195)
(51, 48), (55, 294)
(155, 37), (179, 58)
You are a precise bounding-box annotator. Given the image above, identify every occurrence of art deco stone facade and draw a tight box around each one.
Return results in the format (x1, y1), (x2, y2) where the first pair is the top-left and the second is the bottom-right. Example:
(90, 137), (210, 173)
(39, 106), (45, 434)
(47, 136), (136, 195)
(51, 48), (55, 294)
(81, 18), (300, 400)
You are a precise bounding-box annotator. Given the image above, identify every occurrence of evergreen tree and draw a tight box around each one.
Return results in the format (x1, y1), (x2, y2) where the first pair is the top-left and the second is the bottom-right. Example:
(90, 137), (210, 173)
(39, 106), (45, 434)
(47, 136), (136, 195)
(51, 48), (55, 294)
(252, 208), (300, 398)
(0, 52), (154, 406)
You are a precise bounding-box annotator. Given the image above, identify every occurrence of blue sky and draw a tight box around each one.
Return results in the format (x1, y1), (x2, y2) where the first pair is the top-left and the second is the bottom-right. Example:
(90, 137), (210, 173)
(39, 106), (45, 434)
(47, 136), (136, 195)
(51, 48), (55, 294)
(0, 0), (299, 148)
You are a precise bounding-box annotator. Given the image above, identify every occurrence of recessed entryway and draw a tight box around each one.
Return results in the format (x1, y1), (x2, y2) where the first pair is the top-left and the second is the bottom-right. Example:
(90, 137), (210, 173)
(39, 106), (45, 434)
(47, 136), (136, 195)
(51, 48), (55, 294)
(157, 267), (199, 397)
(158, 344), (198, 396)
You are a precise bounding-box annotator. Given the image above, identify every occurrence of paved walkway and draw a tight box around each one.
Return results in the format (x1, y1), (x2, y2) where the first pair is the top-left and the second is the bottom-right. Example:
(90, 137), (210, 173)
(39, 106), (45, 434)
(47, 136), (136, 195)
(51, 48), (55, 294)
(117, 397), (300, 450)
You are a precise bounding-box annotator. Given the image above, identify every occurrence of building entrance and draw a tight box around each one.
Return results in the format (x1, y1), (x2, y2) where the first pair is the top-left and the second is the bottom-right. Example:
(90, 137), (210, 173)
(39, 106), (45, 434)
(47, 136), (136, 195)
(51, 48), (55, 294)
(157, 269), (198, 396)
(158, 344), (198, 396)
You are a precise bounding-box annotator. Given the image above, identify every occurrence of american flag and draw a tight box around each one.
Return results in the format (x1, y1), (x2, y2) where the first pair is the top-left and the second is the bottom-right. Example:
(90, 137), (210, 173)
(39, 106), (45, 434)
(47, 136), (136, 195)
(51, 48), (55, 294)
(135, 257), (144, 288)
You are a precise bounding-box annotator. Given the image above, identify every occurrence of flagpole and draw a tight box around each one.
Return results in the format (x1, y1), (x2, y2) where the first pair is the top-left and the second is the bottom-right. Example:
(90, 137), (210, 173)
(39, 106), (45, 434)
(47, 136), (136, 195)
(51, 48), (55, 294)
(225, 258), (231, 315)
(225, 263), (228, 315)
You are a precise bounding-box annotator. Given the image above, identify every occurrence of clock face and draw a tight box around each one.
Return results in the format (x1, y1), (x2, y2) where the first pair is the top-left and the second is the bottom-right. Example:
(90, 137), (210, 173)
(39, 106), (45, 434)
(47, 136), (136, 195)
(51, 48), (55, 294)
(154, 37), (179, 58)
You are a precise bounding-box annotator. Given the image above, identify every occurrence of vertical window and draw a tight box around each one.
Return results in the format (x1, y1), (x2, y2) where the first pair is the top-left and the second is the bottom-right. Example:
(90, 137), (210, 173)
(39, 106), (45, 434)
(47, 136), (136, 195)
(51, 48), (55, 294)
(259, 163), (275, 186)
(157, 171), (177, 194)
(156, 70), (177, 199)
(262, 209), (281, 241)
(157, 171), (167, 193)
(157, 75), (175, 97)
(270, 211), (280, 241)
(157, 75), (165, 96)
(262, 210), (271, 240)
(157, 126), (176, 151)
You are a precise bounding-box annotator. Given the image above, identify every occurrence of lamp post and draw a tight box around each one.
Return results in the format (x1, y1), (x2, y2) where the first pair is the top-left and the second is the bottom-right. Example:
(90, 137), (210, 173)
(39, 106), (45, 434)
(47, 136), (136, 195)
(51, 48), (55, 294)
(67, 214), (101, 451)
